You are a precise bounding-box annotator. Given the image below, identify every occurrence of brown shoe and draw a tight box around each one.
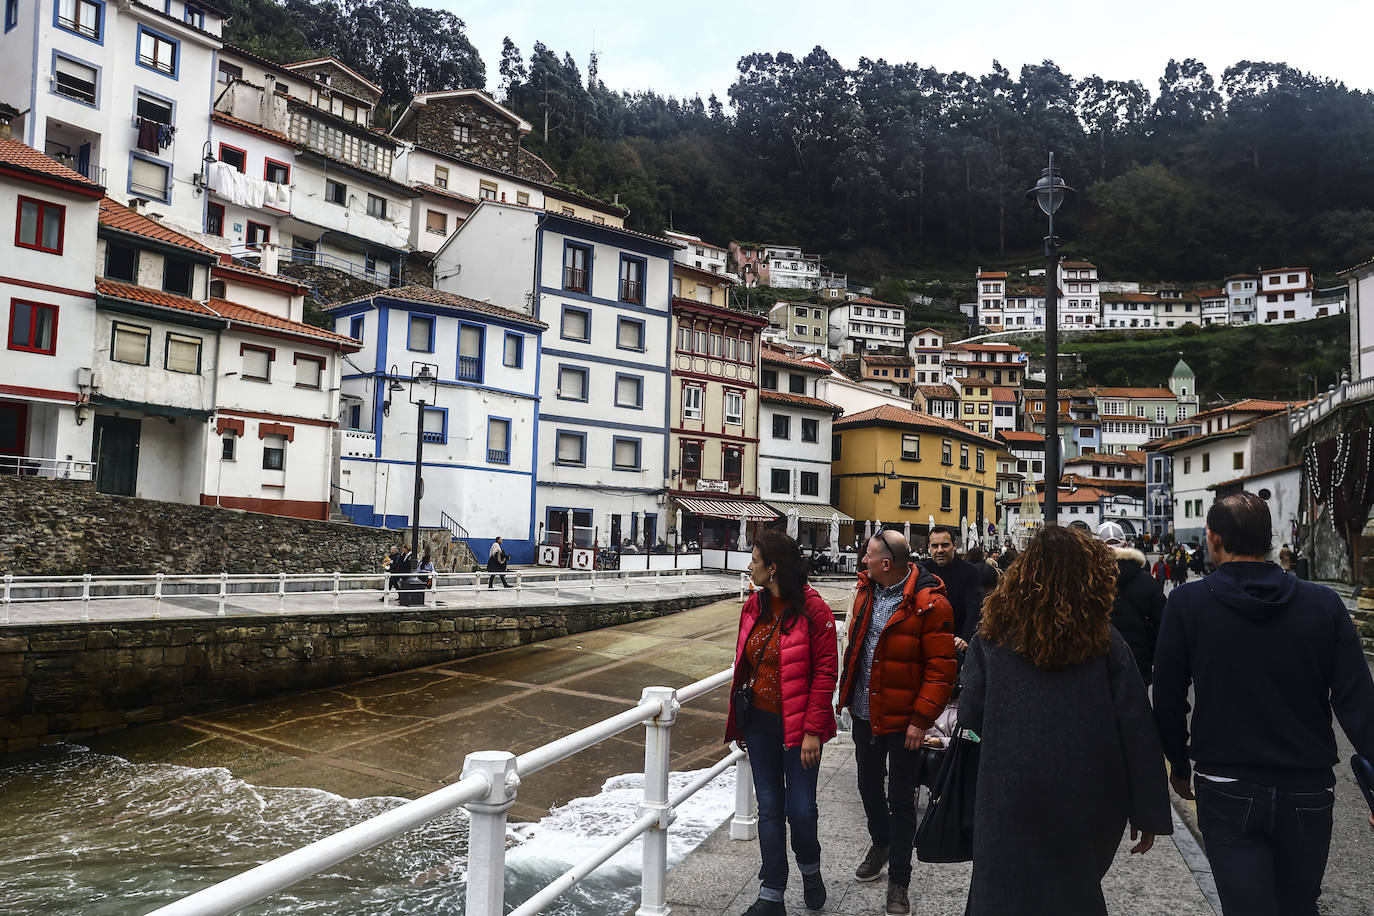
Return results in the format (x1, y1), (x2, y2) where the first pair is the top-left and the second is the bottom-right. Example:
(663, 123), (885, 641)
(885, 881), (910, 915)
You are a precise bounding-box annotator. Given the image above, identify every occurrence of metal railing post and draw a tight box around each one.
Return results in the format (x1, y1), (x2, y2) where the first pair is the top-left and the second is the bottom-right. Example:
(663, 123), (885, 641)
(332, 572), (341, 611)
(81, 573), (91, 621)
(154, 572), (164, 619)
(218, 572), (228, 616)
(514, 570), (522, 596)
(278, 572), (287, 613)
(589, 568), (596, 594)
(637, 687), (679, 916)
(553, 570), (559, 596)
(731, 742), (758, 840)
(461, 751), (520, 916)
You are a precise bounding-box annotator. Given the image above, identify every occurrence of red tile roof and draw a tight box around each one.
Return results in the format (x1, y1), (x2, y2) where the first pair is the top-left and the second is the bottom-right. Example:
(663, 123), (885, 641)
(760, 390), (842, 413)
(95, 279), (221, 317)
(329, 284), (547, 328)
(862, 354), (913, 366)
(848, 296), (903, 307)
(1187, 398), (1303, 422)
(1195, 288), (1226, 299)
(761, 346), (828, 372)
(835, 404), (1000, 445)
(915, 384), (959, 399)
(1153, 415), (1272, 453)
(213, 255), (310, 292)
(416, 182), (479, 205)
(0, 136), (105, 194)
(977, 271), (1008, 278)
(1060, 261), (1097, 269)
(211, 110), (292, 145)
(997, 430), (1045, 444)
(210, 298), (360, 349)
(1091, 386), (1177, 399)
(99, 198), (216, 254)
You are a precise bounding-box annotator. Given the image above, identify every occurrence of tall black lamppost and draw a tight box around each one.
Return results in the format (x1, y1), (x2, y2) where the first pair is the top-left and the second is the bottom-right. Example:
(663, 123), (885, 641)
(1028, 153), (1072, 525)
(408, 362), (438, 556)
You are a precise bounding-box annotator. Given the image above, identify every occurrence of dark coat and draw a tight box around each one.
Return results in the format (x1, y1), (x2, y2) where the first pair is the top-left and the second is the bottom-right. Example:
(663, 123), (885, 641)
(919, 556), (982, 641)
(1110, 548), (1165, 686)
(486, 546), (508, 573)
(957, 628), (1172, 915)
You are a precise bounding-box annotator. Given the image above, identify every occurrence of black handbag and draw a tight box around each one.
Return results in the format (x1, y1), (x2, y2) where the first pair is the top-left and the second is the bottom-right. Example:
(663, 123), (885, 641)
(915, 728), (980, 863)
(733, 611), (783, 734)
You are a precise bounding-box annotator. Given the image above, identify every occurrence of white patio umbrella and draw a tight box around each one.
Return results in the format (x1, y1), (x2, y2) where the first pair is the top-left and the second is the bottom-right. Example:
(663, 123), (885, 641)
(737, 508), (749, 551)
(786, 507), (800, 541)
(960, 515), (969, 548)
(903, 520), (911, 544)
(674, 508), (684, 549)
(863, 519), (873, 543)
(637, 510), (647, 549)
(829, 513), (840, 552)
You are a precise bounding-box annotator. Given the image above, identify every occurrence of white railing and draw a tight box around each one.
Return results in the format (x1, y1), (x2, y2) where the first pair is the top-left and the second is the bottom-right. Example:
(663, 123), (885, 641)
(1290, 377), (1374, 434)
(142, 668), (757, 916)
(0, 567), (726, 623)
(0, 454), (95, 480)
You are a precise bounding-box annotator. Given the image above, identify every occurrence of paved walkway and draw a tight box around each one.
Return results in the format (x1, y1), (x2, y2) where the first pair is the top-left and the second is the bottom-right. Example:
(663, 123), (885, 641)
(664, 732), (1220, 916)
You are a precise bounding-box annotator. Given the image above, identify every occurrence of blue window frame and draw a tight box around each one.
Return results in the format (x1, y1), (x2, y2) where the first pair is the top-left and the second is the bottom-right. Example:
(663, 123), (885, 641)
(348, 315), (364, 340)
(562, 240), (592, 293)
(560, 305), (591, 343)
(135, 25), (178, 78)
(555, 429), (586, 467)
(618, 254), (647, 304)
(51, 51), (101, 107)
(458, 322), (484, 382)
(502, 331), (523, 368)
(183, 3), (203, 27)
(421, 406), (447, 444)
(614, 372), (643, 410)
(557, 364), (589, 402)
(347, 403), (362, 430)
(486, 416), (511, 465)
(127, 151), (172, 202)
(611, 436), (642, 471)
(53, 0), (103, 43)
(5, 0), (19, 32)
(406, 312), (435, 352)
(616, 316), (645, 352)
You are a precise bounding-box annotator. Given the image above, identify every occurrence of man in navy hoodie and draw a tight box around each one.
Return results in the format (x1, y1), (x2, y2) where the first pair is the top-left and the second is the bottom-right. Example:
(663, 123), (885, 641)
(1154, 492), (1374, 915)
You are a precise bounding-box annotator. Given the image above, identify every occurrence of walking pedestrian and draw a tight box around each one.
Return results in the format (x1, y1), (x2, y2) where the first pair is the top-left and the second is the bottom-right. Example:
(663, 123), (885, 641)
(958, 525), (1172, 915)
(1170, 548), (1188, 589)
(1098, 521), (1165, 687)
(1279, 542), (1293, 572)
(1153, 492), (1374, 915)
(920, 525), (983, 651)
(380, 546), (402, 601)
(486, 536), (511, 589)
(837, 529), (957, 915)
(726, 529), (839, 915)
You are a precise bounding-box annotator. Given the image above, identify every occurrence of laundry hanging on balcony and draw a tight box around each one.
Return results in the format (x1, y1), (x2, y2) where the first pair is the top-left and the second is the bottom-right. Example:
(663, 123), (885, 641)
(208, 160), (287, 210)
(133, 117), (175, 152)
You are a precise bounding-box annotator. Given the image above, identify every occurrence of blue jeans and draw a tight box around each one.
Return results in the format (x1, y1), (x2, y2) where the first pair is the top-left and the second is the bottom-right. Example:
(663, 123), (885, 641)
(743, 713), (821, 901)
(1196, 777), (1334, 915)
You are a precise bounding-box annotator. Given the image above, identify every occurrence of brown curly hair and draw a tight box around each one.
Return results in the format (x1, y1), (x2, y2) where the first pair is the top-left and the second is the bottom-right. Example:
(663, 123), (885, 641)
(978, 525), (1116, 668)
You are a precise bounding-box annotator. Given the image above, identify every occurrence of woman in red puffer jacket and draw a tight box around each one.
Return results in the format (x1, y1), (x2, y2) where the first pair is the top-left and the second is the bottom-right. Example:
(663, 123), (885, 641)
(725, 529), (839, 916)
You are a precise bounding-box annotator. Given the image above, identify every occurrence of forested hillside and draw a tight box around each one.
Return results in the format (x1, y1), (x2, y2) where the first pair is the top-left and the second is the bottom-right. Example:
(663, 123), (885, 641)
(223, 0), (1374, 285)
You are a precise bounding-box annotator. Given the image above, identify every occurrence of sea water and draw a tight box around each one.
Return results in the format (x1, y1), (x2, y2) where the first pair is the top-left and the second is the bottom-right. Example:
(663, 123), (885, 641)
(0, 746), (737, 914)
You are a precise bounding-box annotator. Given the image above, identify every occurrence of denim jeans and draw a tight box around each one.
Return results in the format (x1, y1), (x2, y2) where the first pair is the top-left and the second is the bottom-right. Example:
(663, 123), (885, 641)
(1195, 777), (1335, 915)
(743, 712), (821, 901)
(851, 716), (920, 887)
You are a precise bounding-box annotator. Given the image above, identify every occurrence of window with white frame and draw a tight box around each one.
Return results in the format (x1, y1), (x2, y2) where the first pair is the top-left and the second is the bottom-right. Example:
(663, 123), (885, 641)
(295, 354), (323, 389)
(165, 333), (201, 373)
(241, 345), (271, 381)
(724, 390), (743, 425)
(682, 385), (703, 421)
(262, 434), (286, 470)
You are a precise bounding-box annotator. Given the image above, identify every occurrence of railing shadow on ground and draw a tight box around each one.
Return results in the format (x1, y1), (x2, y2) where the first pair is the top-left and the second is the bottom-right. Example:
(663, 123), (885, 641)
(140, 667), (760, 916)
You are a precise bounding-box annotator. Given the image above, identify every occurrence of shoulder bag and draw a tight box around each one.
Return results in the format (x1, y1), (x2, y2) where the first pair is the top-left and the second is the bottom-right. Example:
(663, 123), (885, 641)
(733, 608), (783, 734)
(914, 727), (980, 863)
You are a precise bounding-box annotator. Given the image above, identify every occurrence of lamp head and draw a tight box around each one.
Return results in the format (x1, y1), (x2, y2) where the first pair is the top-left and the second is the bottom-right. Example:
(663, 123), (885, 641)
(1031, 167), (1072, 217)
(388, 378), (405, 394)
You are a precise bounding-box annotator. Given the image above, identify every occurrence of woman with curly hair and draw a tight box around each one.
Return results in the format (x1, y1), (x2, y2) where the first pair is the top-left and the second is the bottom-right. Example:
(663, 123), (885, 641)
(957, 525), (1173, 915)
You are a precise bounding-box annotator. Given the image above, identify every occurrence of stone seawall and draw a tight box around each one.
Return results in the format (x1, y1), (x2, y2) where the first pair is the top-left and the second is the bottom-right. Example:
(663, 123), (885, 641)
(0, 595), (718, 754)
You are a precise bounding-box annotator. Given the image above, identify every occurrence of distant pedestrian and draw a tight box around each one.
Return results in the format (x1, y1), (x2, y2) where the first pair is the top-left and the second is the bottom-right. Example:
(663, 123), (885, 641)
(726, 529), (839, 916)
(1154, 492), (1374, 915)
(1098, 521), (1165, 687)
(418, 553), (435, 589)
(381, 546), (401, 601)
(1170, 550), (1187, 588)
(959, 525), (1172, 915)
(1279, 542), (1293, 572)
(487, 536), (511, 589)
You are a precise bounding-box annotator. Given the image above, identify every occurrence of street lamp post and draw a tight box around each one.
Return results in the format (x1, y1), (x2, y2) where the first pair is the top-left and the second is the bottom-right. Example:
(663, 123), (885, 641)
(408, 362), (438, 558)
(1029, 153), (1072, 525)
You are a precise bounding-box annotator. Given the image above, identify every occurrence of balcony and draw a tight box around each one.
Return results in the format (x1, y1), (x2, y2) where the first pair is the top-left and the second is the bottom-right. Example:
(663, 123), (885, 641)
(487, 448), (509, 464)
(619, 279), (642, 303)
(563, 267), (588, 293)
(457, 356), (482, 382)
(0, 454), (95, 480)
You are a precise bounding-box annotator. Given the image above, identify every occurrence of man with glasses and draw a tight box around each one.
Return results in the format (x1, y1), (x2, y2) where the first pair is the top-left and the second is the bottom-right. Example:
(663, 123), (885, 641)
(837, 529), (958, 915)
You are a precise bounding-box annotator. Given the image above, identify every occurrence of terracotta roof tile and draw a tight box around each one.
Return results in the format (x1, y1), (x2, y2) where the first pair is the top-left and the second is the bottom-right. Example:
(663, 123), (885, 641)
(1060, 261), (1096, 269)
(416, 182), (479, 205)
(760, 390), (842, 413)
(95, 279), (221, 317)
(862, 354), (913, 366)
(761, 346), (828, 372)
(211, 110), (292, 145)
(1187, 398), (1303, 422)
(327, 284), (547, 328)
(99, 198), (216, 254)
(1090, 387), (1178, 399)
(977, 271), (1008, 278)
(916, 384), (959, 399)
(835, 404), (1000, 446)
(1154, 415), (1271, 452)
(0, 136), (104, 192)
(210, 298), (360, 349)
(213, 255), (311, 292)
(997, 431), (1045, 444)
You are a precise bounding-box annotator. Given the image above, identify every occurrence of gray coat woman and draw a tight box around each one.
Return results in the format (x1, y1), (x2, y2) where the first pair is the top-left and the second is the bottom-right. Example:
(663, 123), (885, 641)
(957, 526), (1173, 915)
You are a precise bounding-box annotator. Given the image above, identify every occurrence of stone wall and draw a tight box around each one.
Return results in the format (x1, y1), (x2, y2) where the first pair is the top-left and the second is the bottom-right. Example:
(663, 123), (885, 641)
(0, 477), (397, 576)
(0, 595), (718, 754)
(395, 96), (555, 184)
(288, 63), (380, 107)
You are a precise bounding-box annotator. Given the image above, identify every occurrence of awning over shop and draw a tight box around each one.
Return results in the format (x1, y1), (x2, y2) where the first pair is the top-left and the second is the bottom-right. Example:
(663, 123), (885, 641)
(674, 497), (780, 521)
(765, 500), (855, 524)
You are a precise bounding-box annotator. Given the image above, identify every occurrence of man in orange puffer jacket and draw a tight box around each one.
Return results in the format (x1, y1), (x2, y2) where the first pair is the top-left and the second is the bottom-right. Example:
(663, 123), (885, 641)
(837, 529), (957, 916)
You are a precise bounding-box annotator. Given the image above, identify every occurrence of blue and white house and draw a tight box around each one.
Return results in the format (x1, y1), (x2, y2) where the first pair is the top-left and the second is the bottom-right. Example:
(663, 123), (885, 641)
(432, 200), (681, 547)
(326, 285), (546, 563)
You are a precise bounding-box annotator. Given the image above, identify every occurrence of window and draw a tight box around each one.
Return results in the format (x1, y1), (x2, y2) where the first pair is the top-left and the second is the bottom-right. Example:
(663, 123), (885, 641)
(787, 374), (807, 395)
(801, 418), (818, 443)
(832, 435), (842, 460)
(773, 414), (790, 439)
(960, 444), (969, 469)
(183, 4), (202, 28)
(458, 324), (483, 381)
(800, 471), (819, 497)
(900, 481), (919, 508)
(561, 306), (590, 342)
(57, 0), (100, 39)
(426, 209), (447, 234)
(347, 315), (364, 340)
(503, 332), (523, 368)
(901, 434), (920, 460)
(681, 441), (702, 481)
(407, 314), (434, 352)
(136, 92), (172, 127)
(245, 221), (270, 246)
(941, 485), (952, 511)
(612, 437), (641, 471)
(16, 197), (64, 254)
(616, 317), (644, 352)
(723, 445), (743, 484)
(615, 374), (642, 409)
(976, 450), (985, 472)
(563, 243), (590, 293)
(4, 0), (17, 30)
(770, 467), (790, 494)
(54, 55), (98, 104)
(217, 61), (242, 85)
(486, 417), (510, 464)
(558, 365), (588, 401)
(137, 27), (176, 76)
(1202, 453), (1210, 472)
(165, 333), (201, 373)
(366, 194), (386, 219)
(128, 155), (170, 201)
(111, 321), (150, 364)
(1234, 451), (1245, 470)
(561, 206), (575, 216)
(294, 354), (323, 388)
(556, 431), (585, 466)
(262, 435), (285, 471)
(420, 407), (446, 444)
(221, 436), (235, 460)
(8, 301), (58, 354)
(516, 191), (529, 206)
(619, 256), (644, 304)
(942, 440), (952, 465)
(761, 369), (777, 390)
(264, 159), (289, 184)
(217, 143), (247, 173)
(1183, 457), (1192, 474)
(241, 344), (272, 381)
(163, 258), (193, 296)
(724, 390), (744, 425)
(477, 179), (497, 201)
(453, 123), (470, 143)
(682, 385), (703, 421)
(326, 180), (347, 205)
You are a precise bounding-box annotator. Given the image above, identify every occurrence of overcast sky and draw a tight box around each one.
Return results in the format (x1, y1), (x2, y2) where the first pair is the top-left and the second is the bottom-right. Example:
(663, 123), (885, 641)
(442, 0), (1374, 103)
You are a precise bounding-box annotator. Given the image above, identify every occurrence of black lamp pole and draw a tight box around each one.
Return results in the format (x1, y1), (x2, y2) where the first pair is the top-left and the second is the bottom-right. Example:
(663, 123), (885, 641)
(1030, 153), (1071, 526)
(409, 364), (436, 558)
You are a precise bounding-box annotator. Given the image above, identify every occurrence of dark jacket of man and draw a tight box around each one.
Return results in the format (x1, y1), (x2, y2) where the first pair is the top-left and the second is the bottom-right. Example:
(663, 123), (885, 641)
(1111, 547), (1165, 686)
(920, 556), (982, 642)
(1154, 561), (1374, 790)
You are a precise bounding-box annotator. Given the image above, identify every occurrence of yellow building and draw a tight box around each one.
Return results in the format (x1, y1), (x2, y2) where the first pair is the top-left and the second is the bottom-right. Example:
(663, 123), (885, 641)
(832, 404), (1000, 541)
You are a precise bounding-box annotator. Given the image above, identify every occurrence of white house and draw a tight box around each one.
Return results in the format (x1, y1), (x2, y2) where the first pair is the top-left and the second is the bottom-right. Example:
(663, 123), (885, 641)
(1057, 261), (1100, 329)
(907, 327), (945, 384)
(1198, 287), (1228, 325)
(831, 296), (905, 353)
(765, 244), (820, 289)
(1226, 274), (1258, 325)
(975, 269), (1006, 330)
(1151, 290), (1201, 329)
(666, 230), (729, 276)
(1000, 285), (1044, 330)
(1257, 267), (1316, 324)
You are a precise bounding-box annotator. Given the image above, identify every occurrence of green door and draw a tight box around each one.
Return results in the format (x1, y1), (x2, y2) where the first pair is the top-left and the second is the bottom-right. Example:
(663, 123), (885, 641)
(94, 415), (140, 496)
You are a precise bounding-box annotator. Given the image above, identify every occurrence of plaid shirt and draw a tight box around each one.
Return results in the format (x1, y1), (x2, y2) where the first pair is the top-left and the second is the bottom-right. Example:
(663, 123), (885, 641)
(851, 570), (909, 721)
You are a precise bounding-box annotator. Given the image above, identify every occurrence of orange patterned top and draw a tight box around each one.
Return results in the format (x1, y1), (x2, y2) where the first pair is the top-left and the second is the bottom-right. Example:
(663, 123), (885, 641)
(743, 605), (783, 715)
